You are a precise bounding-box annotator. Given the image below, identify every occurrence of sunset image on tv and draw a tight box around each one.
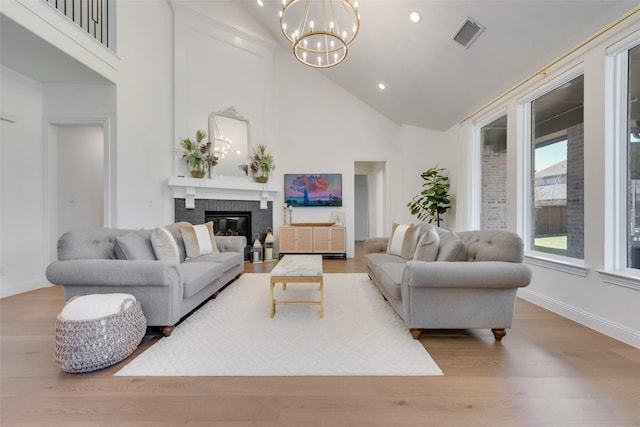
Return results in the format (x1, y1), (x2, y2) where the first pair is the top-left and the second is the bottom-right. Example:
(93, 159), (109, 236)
(284, 174), (342, 207)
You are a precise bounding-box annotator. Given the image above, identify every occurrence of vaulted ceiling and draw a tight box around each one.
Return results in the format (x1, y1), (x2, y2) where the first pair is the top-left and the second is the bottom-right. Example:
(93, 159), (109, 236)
(243, 1), (640, 131)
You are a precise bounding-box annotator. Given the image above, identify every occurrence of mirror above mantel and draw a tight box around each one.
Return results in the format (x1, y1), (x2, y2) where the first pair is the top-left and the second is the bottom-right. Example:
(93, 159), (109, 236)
(209, 106), (249, 179)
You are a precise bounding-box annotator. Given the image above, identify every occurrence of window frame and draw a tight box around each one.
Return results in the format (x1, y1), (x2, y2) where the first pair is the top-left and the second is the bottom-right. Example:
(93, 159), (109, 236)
(600, 32), (640, 289)
(517, 65), (588, 276)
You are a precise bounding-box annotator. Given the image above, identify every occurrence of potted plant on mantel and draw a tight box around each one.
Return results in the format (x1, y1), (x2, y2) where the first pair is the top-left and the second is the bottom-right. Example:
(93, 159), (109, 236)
(180, 130), (218, 178)
(248, 144), (276, 183)
(407, 166), (451, 227)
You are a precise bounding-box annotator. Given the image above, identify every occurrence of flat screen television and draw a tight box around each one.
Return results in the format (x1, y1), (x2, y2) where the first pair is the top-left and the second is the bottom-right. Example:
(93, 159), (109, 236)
(284, 173), (342, 207)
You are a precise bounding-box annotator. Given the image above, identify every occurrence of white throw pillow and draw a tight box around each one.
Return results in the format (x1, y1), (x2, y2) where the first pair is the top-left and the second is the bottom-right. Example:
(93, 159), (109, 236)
(413, 227), (440, 261)
(182, 222), (219, 259)
(60, 293), (136, 321)
(386, 223), (420, 259)
(151, 227), (181, 263)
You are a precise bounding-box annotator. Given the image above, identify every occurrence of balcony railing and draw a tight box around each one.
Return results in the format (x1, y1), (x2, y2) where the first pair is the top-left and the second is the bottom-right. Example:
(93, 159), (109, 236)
(44, 0), (111, 48)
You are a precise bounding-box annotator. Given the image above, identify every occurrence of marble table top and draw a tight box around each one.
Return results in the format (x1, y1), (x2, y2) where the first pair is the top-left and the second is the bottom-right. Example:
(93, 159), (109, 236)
(270, 255), (323, 277)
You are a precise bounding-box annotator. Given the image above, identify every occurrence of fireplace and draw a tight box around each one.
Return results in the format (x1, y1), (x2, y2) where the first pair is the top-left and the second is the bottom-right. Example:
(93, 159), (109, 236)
(205, 211), (251, 238)
(174, 199), (273, 260)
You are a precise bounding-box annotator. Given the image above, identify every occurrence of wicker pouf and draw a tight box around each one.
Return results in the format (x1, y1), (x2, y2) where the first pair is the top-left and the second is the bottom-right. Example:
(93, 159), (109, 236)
(55, 293), (147, 373)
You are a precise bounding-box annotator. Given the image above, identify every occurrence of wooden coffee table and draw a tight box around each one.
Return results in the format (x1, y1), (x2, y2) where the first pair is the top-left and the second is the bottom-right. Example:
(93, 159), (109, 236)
(269, 255), (323, 318)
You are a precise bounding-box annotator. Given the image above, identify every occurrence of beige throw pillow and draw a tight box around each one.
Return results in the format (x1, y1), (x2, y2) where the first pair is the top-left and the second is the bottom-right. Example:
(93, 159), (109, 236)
(386, 223), (420, 260)
(413, 227), (440, 261)
(150, 227), (180, 263)
(182, 222), (219, 259)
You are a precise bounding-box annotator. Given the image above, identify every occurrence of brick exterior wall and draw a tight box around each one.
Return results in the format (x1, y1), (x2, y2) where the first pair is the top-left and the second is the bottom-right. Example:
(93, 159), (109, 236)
(481, 143), (507, 230)
(566, 123), (584, 259)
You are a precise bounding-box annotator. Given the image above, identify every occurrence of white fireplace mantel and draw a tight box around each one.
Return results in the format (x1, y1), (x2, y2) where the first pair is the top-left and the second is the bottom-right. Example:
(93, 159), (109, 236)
(168, 176), (280, 209)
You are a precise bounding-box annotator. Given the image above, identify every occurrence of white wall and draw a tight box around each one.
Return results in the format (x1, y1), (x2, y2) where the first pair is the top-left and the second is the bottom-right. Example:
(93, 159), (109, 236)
(447, 15), (640, 348)
(0, 66), (45, 297)
(115, 0), (175, 229)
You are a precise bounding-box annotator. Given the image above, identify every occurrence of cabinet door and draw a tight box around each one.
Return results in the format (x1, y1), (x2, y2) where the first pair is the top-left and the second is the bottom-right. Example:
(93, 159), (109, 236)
(312, 227), (331, 252)
(296, 227), (313, 252)
(279, 227), (296, 252)
(329, 227), (346, 253)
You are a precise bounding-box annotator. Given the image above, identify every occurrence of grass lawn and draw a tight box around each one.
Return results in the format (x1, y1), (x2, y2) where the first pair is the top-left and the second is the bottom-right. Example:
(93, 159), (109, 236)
(534, 234), (567, 256)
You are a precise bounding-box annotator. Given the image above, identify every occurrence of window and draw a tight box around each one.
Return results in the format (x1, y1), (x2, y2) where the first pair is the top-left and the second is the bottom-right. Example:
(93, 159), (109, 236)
(627, 44), (640, 269)
(530, 74), (584, 259)
(480, 115), (507, 230)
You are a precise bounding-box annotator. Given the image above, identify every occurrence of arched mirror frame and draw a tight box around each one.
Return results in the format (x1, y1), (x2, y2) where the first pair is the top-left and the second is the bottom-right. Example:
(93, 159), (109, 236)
(208, 106), (250, 178)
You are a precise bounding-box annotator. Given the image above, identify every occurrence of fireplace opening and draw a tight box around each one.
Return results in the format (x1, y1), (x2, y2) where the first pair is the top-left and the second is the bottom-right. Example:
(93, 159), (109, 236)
(205, 211), (252, 260)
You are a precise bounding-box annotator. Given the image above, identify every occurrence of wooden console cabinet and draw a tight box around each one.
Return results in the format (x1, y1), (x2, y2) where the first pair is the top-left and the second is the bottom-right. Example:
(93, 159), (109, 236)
(279, 226), (346, 258)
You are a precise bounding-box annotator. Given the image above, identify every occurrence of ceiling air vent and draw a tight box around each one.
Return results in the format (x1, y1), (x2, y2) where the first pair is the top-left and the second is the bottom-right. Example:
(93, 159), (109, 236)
(453, 17), (485, 49)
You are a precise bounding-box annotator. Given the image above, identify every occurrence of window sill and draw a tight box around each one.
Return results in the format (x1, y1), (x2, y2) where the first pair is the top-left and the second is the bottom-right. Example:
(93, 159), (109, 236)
(597, 270), (640, 291)
(524, 252), (589, 277)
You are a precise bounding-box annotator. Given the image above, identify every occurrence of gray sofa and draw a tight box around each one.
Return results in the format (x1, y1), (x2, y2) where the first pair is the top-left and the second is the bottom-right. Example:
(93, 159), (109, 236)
(364, 224), (532, 341)
(46, 222), (246, 336)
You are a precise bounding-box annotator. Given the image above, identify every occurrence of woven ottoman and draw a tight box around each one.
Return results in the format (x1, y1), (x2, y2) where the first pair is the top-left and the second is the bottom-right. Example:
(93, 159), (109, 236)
(55, 293), (147, 373)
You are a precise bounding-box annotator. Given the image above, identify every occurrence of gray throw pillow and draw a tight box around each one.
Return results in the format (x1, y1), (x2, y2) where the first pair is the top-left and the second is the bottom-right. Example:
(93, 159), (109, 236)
(436, 229), (466, 261)
(413, 226), (440, 262)
(114, 230), (156, 260)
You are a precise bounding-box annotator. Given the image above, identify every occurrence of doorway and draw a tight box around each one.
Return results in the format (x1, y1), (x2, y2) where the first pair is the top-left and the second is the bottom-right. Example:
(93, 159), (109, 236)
(354, 161), (386, 241)
(46, 121), (108, 264)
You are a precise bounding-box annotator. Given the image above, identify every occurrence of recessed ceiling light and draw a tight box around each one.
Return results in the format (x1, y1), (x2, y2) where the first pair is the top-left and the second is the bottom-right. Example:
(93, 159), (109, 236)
(409, 12), (421, 23)
(378, 82), (386, 90)
(257, 0), (264, 6)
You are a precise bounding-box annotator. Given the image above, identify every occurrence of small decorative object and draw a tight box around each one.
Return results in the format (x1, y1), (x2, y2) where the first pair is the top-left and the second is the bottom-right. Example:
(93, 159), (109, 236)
(407, 166), (451, 226)
(180, 130), (219, 179)
(248, 144), (276, 183)
(283, 204), (292, 225)
(329, 211), (345, 226)
(252, 233), (263, 263)
(264, 228), (275, 261)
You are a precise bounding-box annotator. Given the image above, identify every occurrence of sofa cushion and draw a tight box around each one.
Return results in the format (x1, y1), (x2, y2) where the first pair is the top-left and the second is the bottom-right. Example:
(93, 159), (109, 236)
(182, 222), (219, 259)
(180, 262), (223, 299)
(413, 226), (440, 262)
(459, 230), (524, 263)
(371, 262), (405, 300)
(114, 230), (156, 261)
(151, 227), (180, 263)
(436, 229), (466, 262)
(386, 223), (420, 260)
(183, 251), (244, 273)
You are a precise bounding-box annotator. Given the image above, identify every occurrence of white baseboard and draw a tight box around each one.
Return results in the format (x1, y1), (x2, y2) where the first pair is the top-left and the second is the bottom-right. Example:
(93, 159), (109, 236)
(0, 280), (50, 299)
(518, 288), (640, 350)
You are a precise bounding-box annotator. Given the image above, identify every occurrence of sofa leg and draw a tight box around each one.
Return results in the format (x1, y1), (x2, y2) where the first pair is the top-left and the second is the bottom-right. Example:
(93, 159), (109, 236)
(410, 329), (423, 340)
(492, 328), (506, 341)
(161, 325), (175, 337)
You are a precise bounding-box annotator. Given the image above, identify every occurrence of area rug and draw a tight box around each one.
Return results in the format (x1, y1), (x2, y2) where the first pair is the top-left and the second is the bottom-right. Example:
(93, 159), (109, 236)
(115, 273), (443, 376)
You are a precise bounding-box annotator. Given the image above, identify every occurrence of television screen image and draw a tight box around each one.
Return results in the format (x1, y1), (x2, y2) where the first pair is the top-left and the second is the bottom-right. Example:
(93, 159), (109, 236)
(284, 174), (343, 207)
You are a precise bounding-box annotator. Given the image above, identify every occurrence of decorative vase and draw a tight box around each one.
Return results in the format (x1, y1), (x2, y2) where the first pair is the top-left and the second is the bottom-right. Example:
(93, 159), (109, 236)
(256, 176), (268, 184)
(189, 160), (207, 178)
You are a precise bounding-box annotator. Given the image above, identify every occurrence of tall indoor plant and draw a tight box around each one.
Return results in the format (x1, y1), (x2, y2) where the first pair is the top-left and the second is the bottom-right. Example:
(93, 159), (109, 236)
(407, 166), (451, 226)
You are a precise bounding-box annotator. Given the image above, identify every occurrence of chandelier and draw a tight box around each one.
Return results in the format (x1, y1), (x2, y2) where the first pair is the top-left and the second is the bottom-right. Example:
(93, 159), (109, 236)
(279, 0), (360, 68)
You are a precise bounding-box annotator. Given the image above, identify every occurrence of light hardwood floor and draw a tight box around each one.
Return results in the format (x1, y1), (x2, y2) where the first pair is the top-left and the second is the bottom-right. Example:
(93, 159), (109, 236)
(1, 244), (639, 426)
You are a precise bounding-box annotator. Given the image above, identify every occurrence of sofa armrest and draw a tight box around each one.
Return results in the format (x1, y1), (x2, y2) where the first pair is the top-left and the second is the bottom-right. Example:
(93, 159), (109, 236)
(46, 259), (181, 287)
(215, 236), (247, 253)
(363, 237), (389, 254)
(403, 260), (531, 290)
